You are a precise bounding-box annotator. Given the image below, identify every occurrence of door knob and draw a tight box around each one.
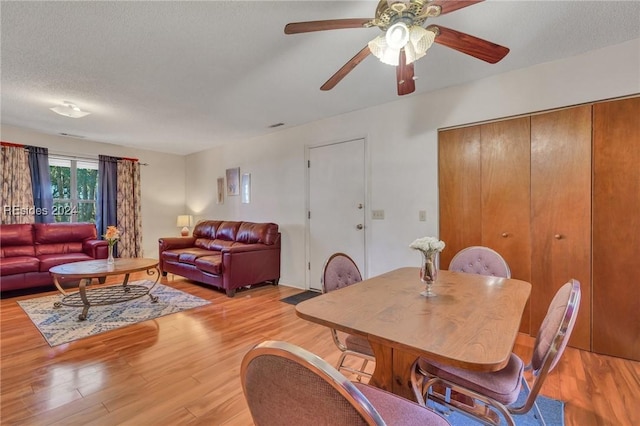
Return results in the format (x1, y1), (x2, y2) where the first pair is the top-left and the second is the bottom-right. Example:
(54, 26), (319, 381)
(554, 234), (563, 240)
(501, 232), (509, 238)
(356, 224), (363, 230)
(357, 203), (363, 209)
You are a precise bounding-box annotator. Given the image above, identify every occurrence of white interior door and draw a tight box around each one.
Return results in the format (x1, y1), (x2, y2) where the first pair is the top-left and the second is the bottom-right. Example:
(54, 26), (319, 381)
(308, 139), (366, 291)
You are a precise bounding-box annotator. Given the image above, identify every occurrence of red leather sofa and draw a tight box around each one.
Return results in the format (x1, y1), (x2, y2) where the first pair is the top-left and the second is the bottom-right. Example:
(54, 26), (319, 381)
(159, 220), (281, 297)
(0, 223), (108, 292)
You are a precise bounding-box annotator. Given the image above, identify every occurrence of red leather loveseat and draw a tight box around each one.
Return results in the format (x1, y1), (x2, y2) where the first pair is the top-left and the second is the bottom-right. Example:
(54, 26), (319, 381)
(0, 222), (108, 292)
(159, 220), (281, 297)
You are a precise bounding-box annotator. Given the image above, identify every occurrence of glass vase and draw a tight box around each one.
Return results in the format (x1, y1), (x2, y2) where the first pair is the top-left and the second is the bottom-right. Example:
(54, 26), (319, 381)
(107, 244), (115, 265)
(420, 251), (438, 297)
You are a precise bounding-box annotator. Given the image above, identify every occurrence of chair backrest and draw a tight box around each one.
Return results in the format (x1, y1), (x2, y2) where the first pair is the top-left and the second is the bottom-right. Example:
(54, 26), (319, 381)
(322, 252), (363, 293)
(514, 279), (581, 414)
(241, 340), (385, 426)
(532, 279), (581, 373)
(448, 246), (511, 278)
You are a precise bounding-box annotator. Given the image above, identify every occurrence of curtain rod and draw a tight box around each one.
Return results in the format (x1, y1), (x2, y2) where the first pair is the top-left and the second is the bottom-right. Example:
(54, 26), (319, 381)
(3, 144), (149, 166)
(50, 151), (149, 166)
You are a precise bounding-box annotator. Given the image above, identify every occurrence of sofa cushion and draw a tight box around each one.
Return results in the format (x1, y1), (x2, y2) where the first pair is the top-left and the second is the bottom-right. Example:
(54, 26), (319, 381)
(216, 221), (242, 241)
(162, 248), (213, 266)
(193, 220), (223, 239)
(35, 242), (84, 257)
(194, 238), (235, 251)
(236, 222), (279, 245)
(0, 224), (34, 247)
(195, 254), (223, 275)
(1, 245), (36, 258)
(0, 256), (40, 276)
(34, 222), (97, 244)
(38, 253), (94, 272)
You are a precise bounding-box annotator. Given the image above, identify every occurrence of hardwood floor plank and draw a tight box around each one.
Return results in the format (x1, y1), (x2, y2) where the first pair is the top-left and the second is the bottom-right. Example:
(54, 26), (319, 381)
(1, 274), (639, 425)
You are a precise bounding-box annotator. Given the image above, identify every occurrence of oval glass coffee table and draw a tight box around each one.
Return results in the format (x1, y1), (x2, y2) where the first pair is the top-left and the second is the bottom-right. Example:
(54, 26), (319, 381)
(49, 258), (160, 320)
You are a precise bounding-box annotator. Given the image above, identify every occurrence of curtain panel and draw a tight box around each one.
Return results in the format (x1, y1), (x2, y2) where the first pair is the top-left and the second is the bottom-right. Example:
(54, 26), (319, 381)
(116, 159), (143, 258)
(97, 155), (119, 251)
(27, 146), (54, 223)
(1, 144), (34, 224)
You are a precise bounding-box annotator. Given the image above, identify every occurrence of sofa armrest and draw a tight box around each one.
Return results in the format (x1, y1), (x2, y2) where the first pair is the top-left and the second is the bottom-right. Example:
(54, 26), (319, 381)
(159, 237), (197, 251)
(221, 244), (281, 292)
(158, 237), (197, 273)
(84, 239), (109, 259)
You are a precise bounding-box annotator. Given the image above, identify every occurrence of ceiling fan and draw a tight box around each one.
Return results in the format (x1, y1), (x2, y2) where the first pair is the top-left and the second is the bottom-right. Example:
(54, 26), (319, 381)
(284, 0), (509, 96)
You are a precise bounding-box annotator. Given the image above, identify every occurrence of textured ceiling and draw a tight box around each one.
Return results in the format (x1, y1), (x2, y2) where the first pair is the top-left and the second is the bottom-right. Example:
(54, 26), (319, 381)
(1, 1), (639, 155)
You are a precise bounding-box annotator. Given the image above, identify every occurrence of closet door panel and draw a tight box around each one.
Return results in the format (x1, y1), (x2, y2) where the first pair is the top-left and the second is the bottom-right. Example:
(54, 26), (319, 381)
(438, 126), (482, 269)
(480, 117), (532, 333)
(593, 97), (640, 360)
(531, 106), (592, 350)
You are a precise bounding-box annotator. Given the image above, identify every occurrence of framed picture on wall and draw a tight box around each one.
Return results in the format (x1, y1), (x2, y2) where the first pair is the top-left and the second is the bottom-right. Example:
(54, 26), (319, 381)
(241, 173), (251, 204)
(226, 167), (240, 196)
(217, 177), (225, 204)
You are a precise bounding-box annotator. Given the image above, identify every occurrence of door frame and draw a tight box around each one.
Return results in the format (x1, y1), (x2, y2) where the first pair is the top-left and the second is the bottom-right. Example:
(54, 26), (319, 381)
(305, 136), (370, 290)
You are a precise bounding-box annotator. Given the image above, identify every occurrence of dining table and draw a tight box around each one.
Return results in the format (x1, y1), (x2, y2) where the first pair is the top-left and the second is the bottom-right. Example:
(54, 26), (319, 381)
(296, 267), (531, 400)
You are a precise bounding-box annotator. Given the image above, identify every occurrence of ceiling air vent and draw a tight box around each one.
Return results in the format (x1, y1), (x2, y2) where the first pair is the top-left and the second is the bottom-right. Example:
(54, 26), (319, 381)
(59, 133), (86, 139)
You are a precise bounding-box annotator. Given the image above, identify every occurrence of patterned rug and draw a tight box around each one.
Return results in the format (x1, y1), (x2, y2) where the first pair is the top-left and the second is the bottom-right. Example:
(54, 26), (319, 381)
(18, 281), (211, 346)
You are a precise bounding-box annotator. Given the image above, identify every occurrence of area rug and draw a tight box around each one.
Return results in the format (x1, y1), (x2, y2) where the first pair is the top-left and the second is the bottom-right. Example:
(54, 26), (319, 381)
(17, 281), (211, 346)
(434, 386), (564, 426)
(280, 290), (321, 305)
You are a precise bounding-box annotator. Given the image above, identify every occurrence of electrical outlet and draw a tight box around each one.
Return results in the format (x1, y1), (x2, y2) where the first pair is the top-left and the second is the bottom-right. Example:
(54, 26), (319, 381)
(372, 210), (385, 220)
(419, 210), (427, 222)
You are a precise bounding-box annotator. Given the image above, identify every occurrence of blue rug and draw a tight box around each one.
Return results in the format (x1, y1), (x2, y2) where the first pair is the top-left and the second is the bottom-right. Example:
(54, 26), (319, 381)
(18, 281), (211, 346)
(433, 386), (564, 426)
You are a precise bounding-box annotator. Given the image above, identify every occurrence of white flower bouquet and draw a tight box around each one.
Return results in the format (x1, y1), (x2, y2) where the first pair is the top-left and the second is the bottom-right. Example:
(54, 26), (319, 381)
(409, 236), (445, 255)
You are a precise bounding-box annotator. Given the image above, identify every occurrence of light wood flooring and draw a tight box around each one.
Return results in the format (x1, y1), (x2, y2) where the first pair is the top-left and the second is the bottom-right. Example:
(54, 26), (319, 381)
(1, 273), (639, 425)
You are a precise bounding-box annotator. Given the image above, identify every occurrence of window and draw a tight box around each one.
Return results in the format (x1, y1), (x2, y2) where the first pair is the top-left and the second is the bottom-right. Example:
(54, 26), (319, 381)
(49, 157), (98, 223)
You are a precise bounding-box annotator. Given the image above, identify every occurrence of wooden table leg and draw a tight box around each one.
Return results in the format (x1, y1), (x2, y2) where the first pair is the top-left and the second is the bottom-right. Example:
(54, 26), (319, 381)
(368, 340), (393, 392)
(368, 340), (420, 401)
(392, 348), (420, 401)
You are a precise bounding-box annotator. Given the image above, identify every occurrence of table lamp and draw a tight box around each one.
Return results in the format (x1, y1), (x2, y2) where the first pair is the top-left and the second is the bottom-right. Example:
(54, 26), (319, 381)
(177, 215), (193, 237)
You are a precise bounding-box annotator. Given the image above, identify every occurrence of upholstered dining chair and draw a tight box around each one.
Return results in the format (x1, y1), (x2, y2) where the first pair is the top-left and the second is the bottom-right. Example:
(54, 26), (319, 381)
(410, 279), (581, 426)
(448, 246), (511, 278)
(322, 252), (375, 380)
(241, 340), (451, 426)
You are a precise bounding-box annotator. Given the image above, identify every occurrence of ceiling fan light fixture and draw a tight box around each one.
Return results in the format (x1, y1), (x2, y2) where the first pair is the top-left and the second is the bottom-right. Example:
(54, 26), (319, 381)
(405, 26), (436, 64)
(50, 101), (91, 118)
(370, 25), (436, 66)
(368, 35), (401, 66)
(385, 22), (410, 49)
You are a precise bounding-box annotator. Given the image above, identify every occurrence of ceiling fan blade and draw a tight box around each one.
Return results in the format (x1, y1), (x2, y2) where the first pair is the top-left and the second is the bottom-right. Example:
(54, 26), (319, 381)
(430, 25), (509, 64)
(285, 19), (372, 34)
(321, 46), (372, 91)
(428, 0), (484, 15)
(396, 50), (415, 96)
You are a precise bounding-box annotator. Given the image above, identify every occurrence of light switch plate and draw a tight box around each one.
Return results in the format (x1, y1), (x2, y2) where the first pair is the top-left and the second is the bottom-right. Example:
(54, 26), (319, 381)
(419, 210), (427, 221)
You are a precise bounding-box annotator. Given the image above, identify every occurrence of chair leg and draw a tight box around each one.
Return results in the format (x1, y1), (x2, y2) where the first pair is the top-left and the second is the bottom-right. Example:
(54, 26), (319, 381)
(355, 359), (369, 382)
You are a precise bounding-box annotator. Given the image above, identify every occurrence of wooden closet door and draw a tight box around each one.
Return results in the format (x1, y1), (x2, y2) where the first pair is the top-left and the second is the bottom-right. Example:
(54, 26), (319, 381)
(531, 106), (592, 350)
(438, 126), (482, 269)
(480, 117), (532, 333)
(593, 97), (640, 360)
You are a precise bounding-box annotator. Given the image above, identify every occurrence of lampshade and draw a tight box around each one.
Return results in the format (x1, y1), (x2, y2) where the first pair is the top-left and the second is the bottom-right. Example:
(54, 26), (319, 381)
(50, 101), (91, 118)
(177, 215), (193, 227)
(177, 215), (193, 237)
(369, 25), (436, 66)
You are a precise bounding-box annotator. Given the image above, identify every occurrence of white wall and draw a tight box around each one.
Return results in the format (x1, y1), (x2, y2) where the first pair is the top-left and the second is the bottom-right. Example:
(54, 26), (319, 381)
(186, 39), (640, 289)
(0, 125), (187, 258)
